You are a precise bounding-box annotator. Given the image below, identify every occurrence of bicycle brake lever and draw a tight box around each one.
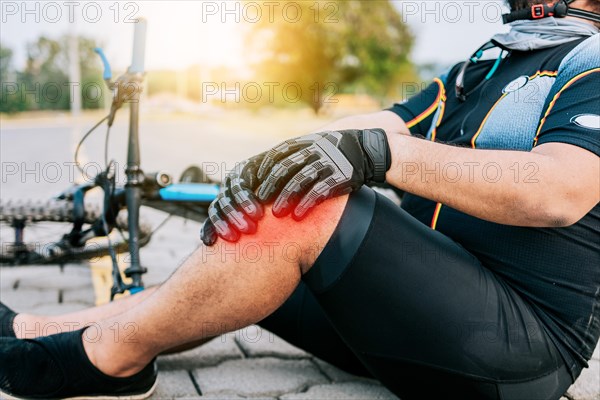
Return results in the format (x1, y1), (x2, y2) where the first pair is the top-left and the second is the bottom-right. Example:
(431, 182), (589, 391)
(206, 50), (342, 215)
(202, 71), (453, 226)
(94, 48), (122, 127)
(94, 48), (113, 83)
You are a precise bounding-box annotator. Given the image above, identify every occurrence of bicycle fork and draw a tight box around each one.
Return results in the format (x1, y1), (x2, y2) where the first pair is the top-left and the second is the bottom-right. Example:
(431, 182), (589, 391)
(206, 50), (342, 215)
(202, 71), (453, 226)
(123, 84), (146, 295)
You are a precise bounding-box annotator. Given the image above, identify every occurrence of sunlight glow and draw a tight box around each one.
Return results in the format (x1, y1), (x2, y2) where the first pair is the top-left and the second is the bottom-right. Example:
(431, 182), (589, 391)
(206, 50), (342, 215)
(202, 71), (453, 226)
(140, 1), (247, 70)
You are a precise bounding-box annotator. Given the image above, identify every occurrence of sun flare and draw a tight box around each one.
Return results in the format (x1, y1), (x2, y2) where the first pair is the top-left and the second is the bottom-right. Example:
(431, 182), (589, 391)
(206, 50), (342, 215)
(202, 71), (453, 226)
(140, 1), (247, 70)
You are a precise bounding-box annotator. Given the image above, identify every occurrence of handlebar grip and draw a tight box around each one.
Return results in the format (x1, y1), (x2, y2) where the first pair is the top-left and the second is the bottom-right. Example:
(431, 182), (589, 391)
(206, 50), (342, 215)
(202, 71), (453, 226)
(94, 48), (112, 80)
(129, 18), (147, 74)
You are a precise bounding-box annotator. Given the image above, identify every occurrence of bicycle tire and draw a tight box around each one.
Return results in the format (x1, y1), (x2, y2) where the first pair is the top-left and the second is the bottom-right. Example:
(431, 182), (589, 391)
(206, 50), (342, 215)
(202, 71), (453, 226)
(0, 199), (152, 265)
(179, 165), (217, 184)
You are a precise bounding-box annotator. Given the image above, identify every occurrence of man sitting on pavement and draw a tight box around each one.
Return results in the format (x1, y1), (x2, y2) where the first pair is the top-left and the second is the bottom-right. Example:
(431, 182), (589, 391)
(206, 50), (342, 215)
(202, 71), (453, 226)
(1, 0), (599, 399)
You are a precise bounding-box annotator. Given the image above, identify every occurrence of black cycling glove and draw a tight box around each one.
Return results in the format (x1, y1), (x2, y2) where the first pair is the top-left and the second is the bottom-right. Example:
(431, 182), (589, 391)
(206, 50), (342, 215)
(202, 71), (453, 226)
(200, 153), (265, 246)
(256, 129), (391, 220)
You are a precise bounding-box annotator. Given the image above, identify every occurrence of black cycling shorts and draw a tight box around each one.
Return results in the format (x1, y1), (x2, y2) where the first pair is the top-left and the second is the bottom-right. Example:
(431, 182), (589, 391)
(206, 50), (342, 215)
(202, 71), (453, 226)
(260, 187), (575, 400)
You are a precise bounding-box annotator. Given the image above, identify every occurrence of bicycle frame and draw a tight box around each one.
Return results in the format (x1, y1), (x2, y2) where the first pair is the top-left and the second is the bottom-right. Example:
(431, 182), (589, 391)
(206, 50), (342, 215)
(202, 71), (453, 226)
(95, 19), (220, 296)
(124, 69), (145, 291)
(98, 19), (148, 293)
(0, 19), (222, 298)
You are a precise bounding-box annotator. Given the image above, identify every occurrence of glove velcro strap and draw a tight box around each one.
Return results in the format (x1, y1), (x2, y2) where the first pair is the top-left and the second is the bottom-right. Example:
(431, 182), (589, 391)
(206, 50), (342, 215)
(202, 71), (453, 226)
(361, 129), (391, 183)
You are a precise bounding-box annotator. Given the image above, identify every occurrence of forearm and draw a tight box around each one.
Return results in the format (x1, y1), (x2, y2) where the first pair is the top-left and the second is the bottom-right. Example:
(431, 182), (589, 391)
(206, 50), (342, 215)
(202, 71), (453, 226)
(315, 110), (410, 136)
(385, 134), (582, 227)
(314, 113), (567, 226)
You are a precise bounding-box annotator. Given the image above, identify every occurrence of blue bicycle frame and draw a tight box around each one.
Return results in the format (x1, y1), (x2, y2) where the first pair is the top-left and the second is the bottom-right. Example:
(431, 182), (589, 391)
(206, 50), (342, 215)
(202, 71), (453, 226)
(159, 183), (220, 203)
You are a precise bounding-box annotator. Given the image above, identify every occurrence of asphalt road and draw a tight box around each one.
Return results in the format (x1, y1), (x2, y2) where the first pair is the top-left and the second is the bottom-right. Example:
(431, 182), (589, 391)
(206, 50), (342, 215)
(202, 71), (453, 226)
(1, 109), (330, 200)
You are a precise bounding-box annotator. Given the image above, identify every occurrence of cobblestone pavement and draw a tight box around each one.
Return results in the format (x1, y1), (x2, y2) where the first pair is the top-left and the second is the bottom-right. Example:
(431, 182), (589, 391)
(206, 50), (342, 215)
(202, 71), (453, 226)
(0, 216), (598, 399)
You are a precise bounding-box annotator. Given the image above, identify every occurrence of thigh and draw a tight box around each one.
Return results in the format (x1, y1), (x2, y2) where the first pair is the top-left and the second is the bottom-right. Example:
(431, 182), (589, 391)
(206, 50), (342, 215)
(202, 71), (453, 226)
(259, 282), (372, 378)
(302, 187), (571, 400)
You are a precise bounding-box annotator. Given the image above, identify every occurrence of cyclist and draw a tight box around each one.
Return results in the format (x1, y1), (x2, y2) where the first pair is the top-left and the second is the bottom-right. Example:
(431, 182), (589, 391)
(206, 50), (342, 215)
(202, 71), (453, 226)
(1, 0), (599, 399)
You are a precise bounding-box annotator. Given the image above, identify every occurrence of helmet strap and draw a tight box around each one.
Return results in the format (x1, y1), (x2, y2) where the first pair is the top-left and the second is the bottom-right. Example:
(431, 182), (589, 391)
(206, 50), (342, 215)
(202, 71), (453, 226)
(502, 0), (600, 24)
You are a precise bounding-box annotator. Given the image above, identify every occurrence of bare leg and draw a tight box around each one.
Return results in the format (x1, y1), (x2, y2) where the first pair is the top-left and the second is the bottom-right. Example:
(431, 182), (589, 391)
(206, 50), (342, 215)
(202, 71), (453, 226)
(11, 269), (214, 354)
(84, 197), (348, 377)
(12, 285), (157, 339)
(12, 285), (216, 354)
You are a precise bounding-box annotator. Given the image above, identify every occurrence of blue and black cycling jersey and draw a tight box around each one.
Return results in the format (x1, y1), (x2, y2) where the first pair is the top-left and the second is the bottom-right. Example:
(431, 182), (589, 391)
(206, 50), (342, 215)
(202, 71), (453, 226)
(387, 34), (600, 379)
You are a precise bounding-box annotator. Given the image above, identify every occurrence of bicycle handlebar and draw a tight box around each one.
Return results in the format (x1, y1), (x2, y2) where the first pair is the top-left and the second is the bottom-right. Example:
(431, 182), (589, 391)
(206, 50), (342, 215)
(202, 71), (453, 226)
(129, 18), (147, 74)
(93, 48), (112, 81)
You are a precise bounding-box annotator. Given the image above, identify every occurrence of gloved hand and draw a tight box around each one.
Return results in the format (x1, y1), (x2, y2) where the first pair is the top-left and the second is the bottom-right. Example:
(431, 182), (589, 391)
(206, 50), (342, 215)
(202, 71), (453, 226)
(200, 153), (265, 246)
(256, 129), (391, 220)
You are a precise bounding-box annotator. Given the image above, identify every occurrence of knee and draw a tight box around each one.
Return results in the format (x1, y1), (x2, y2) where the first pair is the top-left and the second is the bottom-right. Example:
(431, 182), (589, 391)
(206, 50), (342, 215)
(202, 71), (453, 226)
(208, 195), (349, 273)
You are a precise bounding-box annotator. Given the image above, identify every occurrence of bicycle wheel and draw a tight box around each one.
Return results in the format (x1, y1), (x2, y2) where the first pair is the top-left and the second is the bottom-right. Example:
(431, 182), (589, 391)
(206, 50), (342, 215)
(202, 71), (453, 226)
(0, 199), (151, 266)
(179, 165), (217, 184)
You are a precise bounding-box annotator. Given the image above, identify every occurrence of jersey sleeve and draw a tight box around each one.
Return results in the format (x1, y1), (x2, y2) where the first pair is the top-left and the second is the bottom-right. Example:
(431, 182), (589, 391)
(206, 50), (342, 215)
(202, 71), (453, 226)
(385, 67), (454, 137)
(534, 35), (600, 156)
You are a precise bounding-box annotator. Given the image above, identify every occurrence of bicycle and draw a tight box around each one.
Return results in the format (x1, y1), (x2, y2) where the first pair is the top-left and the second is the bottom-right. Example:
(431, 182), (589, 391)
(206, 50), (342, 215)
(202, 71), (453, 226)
(0, 19), (221, 299)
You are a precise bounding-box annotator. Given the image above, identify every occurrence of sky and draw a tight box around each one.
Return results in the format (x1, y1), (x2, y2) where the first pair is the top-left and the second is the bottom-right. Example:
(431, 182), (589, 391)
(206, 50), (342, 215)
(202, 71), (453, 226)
(0, 1), (510, 72)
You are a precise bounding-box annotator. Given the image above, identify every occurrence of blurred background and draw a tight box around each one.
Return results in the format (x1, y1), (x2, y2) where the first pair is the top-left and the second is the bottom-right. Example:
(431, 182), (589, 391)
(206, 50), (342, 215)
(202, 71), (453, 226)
(0, 0), (510, 302)
(1, 0), (509, 198)
(2, 0), (510, 114)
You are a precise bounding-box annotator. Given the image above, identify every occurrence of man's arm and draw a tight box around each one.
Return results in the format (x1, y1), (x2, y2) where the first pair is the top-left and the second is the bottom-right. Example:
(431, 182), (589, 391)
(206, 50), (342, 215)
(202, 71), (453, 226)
(202, 111), (598, 244)
(315, 110), (411, 136)
(385, 134), (600, 228)
(318, 111), (599, 228)
(201, 111), (409, 245)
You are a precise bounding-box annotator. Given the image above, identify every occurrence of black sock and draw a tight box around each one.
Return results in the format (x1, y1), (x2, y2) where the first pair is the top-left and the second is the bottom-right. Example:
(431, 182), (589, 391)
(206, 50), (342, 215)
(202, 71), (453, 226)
(0, 302), (17, 338)
(0, 328), (157, 398)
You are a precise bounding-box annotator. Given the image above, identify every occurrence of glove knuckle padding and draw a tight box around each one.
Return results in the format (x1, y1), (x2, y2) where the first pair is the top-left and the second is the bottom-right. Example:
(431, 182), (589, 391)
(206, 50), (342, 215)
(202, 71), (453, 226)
(235, 192), (257, 215)
(202, 151), (268, 243)
(258, 136), (317, 178)
(208, 201), (230, 236)
(315, 139), (354, 181)
(229, 182), (258, 216)
(258, 145), (289, 179)
(272, 189), (294, 216)
(208, 198), (221, 221)
(295, 164), (320, 188)
(257, 129), (391, 220)
(260, 151), (301, 201)
(294, 181), (331, 219)
(271, 164), (320, 217)
(258, 174), (278, 201)
(218, 194), (252, 232)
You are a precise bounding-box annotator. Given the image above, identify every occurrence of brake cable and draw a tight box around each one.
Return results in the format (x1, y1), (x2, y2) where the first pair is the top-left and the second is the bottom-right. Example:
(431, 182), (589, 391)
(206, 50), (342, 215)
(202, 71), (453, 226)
(73, 115), (110, 176)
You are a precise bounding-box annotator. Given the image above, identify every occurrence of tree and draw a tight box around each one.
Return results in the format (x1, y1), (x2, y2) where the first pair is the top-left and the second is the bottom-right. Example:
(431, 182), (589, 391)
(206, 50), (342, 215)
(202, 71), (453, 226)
(77, 36), (106, 110)
(246, 0), (416, 113)
(0, 45), (12, 82)
(23, 36), (70, 110)
(0, 44), (27, 113)
(11, 35), (105, 111)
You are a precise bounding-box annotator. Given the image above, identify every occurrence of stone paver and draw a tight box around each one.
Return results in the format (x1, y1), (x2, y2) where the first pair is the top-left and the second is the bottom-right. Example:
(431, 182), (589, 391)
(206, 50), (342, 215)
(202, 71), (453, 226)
(234, 325), (308, 359)
(196, 395), (275, 400)
(192, 357), (328, 397)
(158, 337), (243, 370)
(0, 287), (59, 312)
(566, 359), (600, 400)
(0, 266), (61, 290)
(61, 286), (96, 306)
(13, 265), (92, 291)
(281, 382), (398, 400)
(149, 370), (200, 399)
(0, 269), (17, 291)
